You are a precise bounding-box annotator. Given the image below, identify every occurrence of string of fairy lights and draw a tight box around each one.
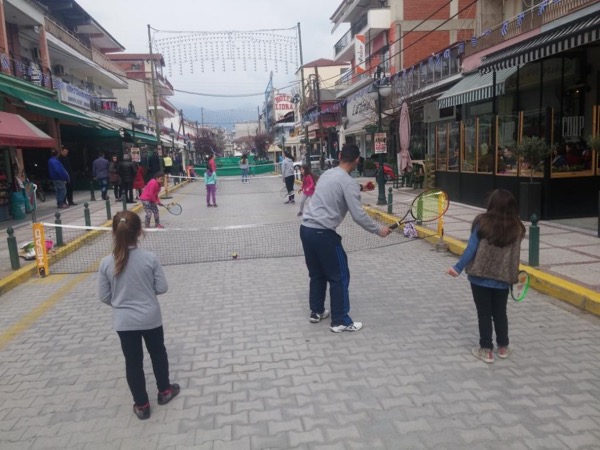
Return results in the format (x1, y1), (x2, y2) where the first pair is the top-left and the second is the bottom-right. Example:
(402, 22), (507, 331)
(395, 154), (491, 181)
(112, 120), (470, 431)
(153, 26), (299, 76)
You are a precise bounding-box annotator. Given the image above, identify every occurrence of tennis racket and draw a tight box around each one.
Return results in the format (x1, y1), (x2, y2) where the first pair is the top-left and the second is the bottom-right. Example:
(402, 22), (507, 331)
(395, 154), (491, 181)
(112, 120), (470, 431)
(510, 270), (530, 302)
(160, 202), (183, 215)
(388, 189), (449, 230)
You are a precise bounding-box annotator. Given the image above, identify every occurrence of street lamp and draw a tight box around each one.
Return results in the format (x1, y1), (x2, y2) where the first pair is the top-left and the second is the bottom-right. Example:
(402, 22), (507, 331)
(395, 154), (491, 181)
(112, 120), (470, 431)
(125, 100), (138, 144)
(367, 79), (392, 205)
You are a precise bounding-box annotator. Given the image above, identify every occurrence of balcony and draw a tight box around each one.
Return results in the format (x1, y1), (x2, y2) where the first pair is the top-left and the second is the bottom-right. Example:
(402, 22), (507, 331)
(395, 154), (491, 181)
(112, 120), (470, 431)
(464, 0), (596, 56)
(354, 9), (390, 37)
(91, 48), (125, 78)
(334, 29), (354, 62)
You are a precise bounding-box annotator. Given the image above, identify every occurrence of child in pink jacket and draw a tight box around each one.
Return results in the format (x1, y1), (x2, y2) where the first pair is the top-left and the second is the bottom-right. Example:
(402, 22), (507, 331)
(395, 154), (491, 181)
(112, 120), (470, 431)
(139, 172), (164, 228)
(298, 164), (317, 217)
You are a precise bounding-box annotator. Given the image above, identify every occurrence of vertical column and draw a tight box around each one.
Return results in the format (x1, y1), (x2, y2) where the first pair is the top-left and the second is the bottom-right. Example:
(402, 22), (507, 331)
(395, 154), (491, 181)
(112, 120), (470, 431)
(38, 24), (51, 87)
(0, 0), (12, 75)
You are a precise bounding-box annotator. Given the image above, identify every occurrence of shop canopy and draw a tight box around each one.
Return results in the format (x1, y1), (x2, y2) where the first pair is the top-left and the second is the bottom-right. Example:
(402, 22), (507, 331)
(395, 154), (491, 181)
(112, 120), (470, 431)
(124, 129), (160, 146)
(479, 11), (600, 73)
(0, 83), (98, 128)
(0, 111), (56, 148)
(437, 67), (518, 109)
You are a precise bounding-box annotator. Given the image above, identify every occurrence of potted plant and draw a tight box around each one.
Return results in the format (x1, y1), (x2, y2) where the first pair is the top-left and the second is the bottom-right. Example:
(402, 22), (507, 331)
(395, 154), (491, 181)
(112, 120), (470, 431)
(363, 158), (377, 177)
(588, 134), (600, 153)
(514, 136), (552, 221)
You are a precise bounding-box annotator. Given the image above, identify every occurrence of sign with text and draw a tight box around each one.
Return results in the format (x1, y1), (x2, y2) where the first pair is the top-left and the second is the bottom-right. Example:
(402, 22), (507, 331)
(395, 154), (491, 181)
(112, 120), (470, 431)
(374, 132), (387, 154)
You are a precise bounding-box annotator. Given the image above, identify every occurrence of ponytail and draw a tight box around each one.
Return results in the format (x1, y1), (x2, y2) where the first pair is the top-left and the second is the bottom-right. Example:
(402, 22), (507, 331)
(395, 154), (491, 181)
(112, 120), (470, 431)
(112, 211), (142, 276)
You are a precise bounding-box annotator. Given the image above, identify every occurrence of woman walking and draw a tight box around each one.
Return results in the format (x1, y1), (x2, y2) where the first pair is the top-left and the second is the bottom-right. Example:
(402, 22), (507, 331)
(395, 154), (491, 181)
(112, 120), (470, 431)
(448, 189), (525, 363)
(97, 210), (179, 420)
(281, 151), (295, 204)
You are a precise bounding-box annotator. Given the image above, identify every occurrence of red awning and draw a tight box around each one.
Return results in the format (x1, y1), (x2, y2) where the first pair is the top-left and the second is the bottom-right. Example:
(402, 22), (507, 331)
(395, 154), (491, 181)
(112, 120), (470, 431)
(0, 111), (56, 148)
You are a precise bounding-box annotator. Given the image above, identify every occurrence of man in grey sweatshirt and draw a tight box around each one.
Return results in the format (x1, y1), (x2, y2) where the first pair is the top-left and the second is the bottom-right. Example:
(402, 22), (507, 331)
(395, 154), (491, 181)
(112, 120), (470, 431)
(300, 143), (391, 333)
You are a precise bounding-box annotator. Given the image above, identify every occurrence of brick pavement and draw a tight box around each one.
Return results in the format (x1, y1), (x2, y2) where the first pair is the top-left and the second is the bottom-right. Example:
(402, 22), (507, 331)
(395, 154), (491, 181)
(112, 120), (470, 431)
(1, 175), (600, 449)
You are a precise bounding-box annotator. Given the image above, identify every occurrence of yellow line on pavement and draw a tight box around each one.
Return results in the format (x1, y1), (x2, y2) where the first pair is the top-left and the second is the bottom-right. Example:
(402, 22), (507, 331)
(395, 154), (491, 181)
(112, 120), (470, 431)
(0, 271), (91, 351)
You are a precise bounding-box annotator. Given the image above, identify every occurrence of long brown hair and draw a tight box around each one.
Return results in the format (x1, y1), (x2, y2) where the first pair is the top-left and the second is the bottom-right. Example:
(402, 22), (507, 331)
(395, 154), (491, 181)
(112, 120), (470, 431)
(112, 211), (142, 276)
(474, 189), (525, 247)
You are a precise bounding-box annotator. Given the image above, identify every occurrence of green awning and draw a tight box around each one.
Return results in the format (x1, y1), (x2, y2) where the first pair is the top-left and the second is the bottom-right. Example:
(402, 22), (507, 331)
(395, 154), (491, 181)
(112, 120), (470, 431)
(125, 129), (159, 146)
(0, 83), (98, 127)
(61, 124), (121, 140)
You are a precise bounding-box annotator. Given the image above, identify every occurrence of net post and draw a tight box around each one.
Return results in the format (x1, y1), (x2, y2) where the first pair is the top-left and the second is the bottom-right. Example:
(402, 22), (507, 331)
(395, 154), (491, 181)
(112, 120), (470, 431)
(7, 227), (20, 270)
(387, 187), (393, 214)
(416, 195), (423, 225)
(84, 203), (91, 227)
(89, 180), (96, 201)
(105, 198), (111, 220)
(54, 212), (63, 246)
(163, 174), (172, 199)
(122, 195), (127, 211)
(528, 214), (539, 267)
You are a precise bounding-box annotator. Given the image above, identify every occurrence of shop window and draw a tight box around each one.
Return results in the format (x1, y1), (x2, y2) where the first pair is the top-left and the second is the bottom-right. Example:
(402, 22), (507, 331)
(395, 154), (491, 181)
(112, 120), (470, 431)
(436, 124), (448, 171)
(448, 123), (460, 171)
(463, 119), (476, 172)
(497, 114), (519, 176)
(476, 115), (493, 173)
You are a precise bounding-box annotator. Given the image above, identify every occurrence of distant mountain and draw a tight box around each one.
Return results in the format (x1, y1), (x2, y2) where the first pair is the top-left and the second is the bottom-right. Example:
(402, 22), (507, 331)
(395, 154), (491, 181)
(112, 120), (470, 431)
(174, 103), (258, 130)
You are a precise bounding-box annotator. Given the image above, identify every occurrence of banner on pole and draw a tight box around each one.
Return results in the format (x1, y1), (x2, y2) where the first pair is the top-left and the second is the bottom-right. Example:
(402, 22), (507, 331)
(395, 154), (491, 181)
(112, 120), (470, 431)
(374, 132), (387, 154)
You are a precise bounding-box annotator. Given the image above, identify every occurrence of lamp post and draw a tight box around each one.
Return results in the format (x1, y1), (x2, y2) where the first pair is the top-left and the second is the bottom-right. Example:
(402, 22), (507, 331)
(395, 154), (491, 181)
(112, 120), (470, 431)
(125, 100), (138, 146)
(367, 79), (392, 205)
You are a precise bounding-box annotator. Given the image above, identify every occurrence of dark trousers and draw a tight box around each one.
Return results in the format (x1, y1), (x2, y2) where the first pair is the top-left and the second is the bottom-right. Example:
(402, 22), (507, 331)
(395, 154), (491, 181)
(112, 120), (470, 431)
(65, 180), (74, 204)
(117, 326), (171, 406)
(121, 180), (133, 202)
(285, 176), (295, 201)
(113, 183), (121, 200)
(470, 283), (509, 350)
(300, 225), (352, 326)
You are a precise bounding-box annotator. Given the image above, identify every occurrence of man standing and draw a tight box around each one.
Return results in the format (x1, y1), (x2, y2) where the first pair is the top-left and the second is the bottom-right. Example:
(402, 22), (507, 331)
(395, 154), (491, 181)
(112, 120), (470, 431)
(300, 144), (391, 333)
(59, 146), (77, 205)
(119, 153), (136, 203)
(92, 151), (110, 200)
(48, 148), (70, 209)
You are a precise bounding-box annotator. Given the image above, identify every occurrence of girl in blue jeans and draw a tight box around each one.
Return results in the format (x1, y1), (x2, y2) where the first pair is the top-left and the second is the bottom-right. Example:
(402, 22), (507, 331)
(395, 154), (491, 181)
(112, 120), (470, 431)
(448, 189), (525, 364)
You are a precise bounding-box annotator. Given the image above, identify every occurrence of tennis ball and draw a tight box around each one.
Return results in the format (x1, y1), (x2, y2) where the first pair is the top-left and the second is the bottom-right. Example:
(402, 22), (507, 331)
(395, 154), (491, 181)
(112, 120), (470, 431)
(232, 252), (238, 259)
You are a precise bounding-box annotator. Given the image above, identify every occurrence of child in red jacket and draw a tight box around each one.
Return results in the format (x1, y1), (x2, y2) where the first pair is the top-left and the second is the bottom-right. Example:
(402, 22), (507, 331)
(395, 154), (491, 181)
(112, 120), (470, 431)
(298, 164), (317, 217)
(139, 172), (164, 228)
(133, 165), (146, 200)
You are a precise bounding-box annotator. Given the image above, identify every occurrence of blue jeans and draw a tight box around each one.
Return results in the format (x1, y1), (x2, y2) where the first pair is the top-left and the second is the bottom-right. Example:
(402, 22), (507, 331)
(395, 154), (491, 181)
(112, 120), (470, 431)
(53, 180), (66, 206)
(300, 225), (352, 326)
(97, 178), (109, 200)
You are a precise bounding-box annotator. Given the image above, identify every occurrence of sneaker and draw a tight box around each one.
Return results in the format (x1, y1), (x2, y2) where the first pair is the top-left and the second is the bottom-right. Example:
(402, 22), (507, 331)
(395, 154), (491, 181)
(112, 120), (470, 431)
(68, 202), (78, 206)
(297, 212), (303, 217)
(497, 346), (512, 359)
(309, 309), (330, 323)
(157, 384), (180, 405)
(207, 204), (212, 207)
(290, 200), (295, 204)
(133, 402), (150, 420)
(330, 322), (363, 333)
(155, 224), (165, 229)
(58, 204), (69, 209)
(213, 204), (218, 207)
(472, 347), (494, 363)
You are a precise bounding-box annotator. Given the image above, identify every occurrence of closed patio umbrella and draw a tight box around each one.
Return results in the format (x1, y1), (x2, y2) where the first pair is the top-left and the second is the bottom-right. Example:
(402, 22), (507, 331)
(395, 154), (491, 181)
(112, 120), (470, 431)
(399, 102), (413, 174)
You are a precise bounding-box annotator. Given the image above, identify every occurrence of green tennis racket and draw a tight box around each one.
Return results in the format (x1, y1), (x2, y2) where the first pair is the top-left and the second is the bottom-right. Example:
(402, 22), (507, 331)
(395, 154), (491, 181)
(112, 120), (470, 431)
(388, 189), (449, 229)
(510, 270), (530, 302)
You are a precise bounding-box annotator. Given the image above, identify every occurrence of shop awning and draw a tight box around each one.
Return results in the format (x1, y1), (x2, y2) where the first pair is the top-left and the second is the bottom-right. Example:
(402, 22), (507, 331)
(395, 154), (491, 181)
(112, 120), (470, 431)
(437, 67), (518, 109)
(60, 124), (121, 140)
(480, 11), (600, 73)
(125, 130), (159, 146)
(0, 84), (98, 127)
(0, 111), (56, 148)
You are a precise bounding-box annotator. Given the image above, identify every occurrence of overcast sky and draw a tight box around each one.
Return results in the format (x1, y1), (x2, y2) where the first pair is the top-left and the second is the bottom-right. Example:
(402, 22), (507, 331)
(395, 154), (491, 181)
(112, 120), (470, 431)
(77, 0), (345, 118)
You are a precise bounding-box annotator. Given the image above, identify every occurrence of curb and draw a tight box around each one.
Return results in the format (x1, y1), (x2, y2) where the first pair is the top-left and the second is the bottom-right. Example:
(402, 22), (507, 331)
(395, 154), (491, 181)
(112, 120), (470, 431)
(364, 205), (600, 317)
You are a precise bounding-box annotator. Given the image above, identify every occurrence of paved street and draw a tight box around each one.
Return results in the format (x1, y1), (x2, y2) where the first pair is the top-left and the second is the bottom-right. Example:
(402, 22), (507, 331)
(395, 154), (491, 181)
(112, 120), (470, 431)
(1, 176), (600, 449)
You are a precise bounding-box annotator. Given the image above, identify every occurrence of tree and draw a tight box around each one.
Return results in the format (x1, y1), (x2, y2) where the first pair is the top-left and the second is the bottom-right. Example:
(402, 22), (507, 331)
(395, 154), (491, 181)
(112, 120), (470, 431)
(514, 136), (552, 182)
(253, 132), (272, 160)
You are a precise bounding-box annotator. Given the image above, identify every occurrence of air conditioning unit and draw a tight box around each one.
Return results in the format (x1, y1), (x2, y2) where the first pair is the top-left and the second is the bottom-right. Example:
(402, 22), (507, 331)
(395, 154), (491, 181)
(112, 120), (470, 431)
(31, 47), (40, 60)
(53, 64), (65, 76)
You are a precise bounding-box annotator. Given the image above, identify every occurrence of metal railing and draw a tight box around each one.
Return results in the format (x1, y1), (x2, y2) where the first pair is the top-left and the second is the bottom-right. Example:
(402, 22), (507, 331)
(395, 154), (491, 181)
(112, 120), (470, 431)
(334, 29), (354, 57)
(91, 48), (125, 77)
(45, 18), (93, 60)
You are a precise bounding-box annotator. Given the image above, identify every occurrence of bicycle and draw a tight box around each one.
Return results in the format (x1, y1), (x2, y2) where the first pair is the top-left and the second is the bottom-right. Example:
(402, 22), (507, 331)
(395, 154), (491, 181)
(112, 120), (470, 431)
(25, 179), (46, 202)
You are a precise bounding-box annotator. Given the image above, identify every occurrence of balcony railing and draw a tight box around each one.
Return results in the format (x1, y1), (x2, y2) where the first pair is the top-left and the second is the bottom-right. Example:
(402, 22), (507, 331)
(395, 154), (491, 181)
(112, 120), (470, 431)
(465, 0), (596, 56)
(45, 18), (93, 60)
(91, 48), (125, 77)
(334, 29), (354, 57)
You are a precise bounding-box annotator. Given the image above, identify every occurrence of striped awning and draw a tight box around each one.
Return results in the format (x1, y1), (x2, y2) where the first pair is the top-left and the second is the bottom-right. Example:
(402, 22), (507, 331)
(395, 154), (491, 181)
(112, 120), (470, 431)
(437, 67), (518, 109)
(480, 12), (600, 73)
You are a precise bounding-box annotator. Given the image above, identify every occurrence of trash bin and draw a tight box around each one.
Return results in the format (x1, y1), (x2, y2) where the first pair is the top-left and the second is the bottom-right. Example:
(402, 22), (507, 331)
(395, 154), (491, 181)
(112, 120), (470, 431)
(10, 191), (26, 220)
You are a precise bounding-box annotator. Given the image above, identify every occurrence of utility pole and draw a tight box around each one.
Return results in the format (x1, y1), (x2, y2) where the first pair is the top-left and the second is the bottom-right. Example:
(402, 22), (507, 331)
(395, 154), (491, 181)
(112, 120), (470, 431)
(315, 66), (324, 160)
(147, 25), (161, 155)
(297, 22), (309, 156)
(257, 105), (261, 134)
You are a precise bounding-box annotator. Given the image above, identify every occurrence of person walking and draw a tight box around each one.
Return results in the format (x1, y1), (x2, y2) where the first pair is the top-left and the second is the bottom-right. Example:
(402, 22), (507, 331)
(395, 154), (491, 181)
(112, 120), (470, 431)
(297, 164), (316, 217)
(239, 154), (249, 183)
(109, 154), (121, 202)
(48, 148), (70, 209)
(204, 165), (218, 207)
(281, 151), (295, 204)
(119, 154), (136, 203)
(148, 152), (161, 179)
(133, 164), (146, 200)
(97, 210), (179, 421)
(448, 189), (525, 364)
(92, 151), (110, 200)
(139, 172), (164, 229)
(300, 144), (391, 332)
(59, 146), (77, 206)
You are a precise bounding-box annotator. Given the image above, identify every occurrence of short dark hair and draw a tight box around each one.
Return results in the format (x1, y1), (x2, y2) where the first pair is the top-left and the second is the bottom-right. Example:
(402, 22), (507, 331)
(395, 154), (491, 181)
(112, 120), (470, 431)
(340, 144), (360, 163)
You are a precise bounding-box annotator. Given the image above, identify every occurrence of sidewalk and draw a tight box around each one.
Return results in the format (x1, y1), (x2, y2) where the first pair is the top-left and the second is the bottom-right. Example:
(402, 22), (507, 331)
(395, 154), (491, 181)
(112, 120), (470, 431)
(0, 179), (599, 315)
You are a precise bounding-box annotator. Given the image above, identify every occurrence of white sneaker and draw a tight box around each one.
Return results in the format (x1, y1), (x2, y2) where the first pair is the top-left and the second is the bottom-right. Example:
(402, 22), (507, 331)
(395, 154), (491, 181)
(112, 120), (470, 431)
(309, 310), (330, 323)
(330, 322), (363, 333)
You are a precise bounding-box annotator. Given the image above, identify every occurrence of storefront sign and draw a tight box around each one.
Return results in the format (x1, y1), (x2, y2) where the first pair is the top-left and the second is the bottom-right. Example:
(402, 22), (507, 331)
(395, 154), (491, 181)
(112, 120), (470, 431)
(274, 93), (293, 121)
(374, 132), (387, 154)
(131, 148), (140, 162)
(355, 35), (366, 74)
(57, 83), (91, 110)
(33, 222), (49, 277)
(562, 116), (584, 139)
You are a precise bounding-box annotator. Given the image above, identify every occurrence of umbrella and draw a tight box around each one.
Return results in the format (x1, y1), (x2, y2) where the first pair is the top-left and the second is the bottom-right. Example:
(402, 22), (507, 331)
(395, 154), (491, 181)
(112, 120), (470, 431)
(399, 102), (413, 174)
